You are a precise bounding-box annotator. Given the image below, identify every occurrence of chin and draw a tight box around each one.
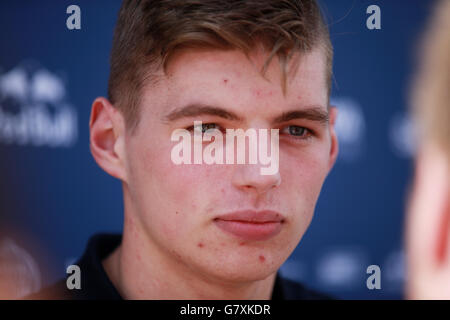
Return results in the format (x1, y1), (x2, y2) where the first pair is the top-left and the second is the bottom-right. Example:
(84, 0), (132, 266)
(223, 269), (276, 284)
(205, 259), (280, 283)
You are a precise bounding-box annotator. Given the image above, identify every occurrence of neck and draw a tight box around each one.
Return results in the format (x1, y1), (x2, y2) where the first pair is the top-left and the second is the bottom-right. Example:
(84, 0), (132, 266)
(102, 214), (277, 299)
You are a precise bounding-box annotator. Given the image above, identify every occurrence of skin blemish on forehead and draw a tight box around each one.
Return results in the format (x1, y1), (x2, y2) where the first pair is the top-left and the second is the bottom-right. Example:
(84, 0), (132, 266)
(223, 78), (228, 84)
(197, 242), (204, 248)
(239, 242), (245, 246)
(259, 255), (265, 262)
(252, 88), (275, 99)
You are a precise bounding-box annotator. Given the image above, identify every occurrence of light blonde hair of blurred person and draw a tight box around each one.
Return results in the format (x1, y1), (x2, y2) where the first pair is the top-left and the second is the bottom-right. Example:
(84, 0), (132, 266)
(406, 0), (450, 299)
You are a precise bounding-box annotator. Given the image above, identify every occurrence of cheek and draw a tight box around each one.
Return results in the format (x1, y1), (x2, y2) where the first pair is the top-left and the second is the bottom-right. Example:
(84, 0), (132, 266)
(279, 149), (329, 245)
(135, 143), (227, 236)
(127, 141), (189, 238)
(156, 162), (225, 209)
(281, 145), (330, 210)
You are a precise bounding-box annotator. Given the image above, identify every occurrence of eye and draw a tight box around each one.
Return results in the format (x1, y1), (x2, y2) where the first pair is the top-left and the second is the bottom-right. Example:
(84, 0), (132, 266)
(281, 125), (312, 140)
(186, 123), (222, 134)
(200, 123), (220, 133)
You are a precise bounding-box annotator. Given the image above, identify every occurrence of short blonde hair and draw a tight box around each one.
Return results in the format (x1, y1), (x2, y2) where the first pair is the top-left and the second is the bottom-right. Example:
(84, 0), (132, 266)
(412, 0), (450, 158)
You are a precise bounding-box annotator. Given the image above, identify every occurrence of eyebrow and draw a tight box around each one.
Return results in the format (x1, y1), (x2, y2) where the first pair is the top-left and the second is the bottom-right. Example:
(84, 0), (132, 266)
(163, 103), (329, 124)
(272, 107), (329, 124)
(164, 104), (242, 122)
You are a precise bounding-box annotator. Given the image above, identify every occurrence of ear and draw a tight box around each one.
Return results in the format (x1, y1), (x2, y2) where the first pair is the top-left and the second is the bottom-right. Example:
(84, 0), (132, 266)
(89, 97), (127, 182)
(327, 105), (339, 171)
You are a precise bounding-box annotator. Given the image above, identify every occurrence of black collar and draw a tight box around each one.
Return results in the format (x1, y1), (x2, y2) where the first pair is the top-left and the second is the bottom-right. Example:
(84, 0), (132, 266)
(31, 233), (331, 300)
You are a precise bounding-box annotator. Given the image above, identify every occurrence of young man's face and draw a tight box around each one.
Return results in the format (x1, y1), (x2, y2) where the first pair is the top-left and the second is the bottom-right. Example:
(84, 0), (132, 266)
(121, 46), (338, 282)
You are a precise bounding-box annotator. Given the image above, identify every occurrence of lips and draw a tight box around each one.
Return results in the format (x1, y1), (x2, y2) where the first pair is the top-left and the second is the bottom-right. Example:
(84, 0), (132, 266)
(213, 210), (285, 241)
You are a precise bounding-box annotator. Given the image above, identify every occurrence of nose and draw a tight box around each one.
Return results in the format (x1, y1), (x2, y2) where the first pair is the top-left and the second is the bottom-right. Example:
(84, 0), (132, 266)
(231, 163), (281, 195)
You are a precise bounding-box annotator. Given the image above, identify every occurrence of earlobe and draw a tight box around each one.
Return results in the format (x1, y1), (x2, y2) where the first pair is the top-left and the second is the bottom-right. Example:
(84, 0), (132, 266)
(89, 97), (127, 181)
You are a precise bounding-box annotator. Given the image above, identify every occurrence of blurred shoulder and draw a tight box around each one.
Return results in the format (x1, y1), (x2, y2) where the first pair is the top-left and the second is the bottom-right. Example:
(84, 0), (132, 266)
(24, 279), (74, 300)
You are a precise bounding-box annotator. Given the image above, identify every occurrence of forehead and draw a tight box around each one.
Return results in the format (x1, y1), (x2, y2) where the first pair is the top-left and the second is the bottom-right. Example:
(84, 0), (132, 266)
(143, 46), (328, 117)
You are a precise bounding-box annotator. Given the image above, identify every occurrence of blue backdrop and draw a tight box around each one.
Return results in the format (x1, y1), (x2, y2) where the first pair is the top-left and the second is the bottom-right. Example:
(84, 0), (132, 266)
(0, 0), (435, 299)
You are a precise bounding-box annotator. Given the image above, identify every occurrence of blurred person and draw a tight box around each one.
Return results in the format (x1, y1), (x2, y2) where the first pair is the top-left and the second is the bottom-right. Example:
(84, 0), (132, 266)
(406, 0), (450, 300)
(0, 235), (41, 299)
(31, 0), (338, 299)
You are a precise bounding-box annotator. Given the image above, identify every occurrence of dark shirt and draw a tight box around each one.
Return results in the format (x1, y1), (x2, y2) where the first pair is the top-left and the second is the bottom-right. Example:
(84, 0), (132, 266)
(28, 233), (331, 300)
